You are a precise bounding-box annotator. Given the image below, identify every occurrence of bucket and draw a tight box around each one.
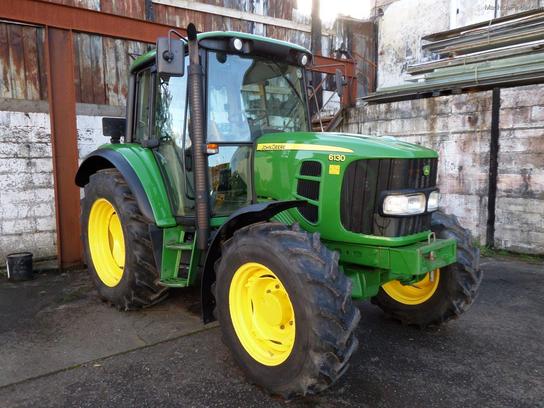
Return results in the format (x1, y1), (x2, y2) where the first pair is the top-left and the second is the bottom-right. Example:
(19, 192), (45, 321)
(6, 252), (33, 281)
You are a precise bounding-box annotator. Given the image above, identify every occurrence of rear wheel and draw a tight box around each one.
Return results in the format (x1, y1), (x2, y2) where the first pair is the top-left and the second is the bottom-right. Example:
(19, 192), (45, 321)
(81, 168), (168, 310)
(214, 222), (360, 398)
(372, 211), (482, 327)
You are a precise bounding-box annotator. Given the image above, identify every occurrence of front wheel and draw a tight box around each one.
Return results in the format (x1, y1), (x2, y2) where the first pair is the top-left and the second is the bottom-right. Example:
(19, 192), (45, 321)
(371, 211), (482, 327)
(214, 222), (360, 398)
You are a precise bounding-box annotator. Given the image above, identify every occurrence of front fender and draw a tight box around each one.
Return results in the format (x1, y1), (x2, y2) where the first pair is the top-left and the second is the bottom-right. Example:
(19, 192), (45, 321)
(75, 145), (176, 227)
(201, 200), (305, 324)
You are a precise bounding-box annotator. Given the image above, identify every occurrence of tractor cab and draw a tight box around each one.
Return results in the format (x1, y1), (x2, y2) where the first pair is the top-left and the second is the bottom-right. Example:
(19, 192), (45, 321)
(127, 31), (313, 221)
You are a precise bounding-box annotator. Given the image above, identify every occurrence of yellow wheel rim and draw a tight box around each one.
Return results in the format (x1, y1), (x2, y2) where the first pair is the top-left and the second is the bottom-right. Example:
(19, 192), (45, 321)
(88, 198), (125, 287)
(229, 262), (295, 366)
(382, 269), (440, 305)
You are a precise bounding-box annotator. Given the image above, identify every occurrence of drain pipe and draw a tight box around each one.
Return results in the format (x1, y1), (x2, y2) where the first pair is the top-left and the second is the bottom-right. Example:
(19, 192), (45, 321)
(486, 87), (501, 248)
(187, 23), (209, 250)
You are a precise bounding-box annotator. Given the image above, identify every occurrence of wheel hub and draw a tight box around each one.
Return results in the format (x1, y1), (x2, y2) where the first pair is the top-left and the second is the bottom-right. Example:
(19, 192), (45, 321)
(382, 269), (440, 305)
(229, 262), (295, 366)
(88, 198), (125, 287)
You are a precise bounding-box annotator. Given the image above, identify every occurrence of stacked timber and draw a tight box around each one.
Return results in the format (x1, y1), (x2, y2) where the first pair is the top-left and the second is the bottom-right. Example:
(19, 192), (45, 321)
(364, 8), (544, 103)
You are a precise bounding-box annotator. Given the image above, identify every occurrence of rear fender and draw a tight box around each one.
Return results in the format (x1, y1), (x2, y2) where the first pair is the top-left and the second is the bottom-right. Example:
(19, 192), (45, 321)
(75, 146), (176, 227)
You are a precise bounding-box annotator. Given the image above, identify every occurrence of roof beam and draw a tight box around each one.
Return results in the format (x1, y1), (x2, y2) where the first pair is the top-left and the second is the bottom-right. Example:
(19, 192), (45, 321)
(0, 0), (183, 43)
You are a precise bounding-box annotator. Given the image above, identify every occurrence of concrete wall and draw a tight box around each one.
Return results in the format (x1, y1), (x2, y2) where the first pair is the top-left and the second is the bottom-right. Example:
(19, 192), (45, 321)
(494, 87), (544, 253)
(0, 101), (123, 266)
(374, 0), (537, 89)
(376, 0), (451, 88)
(348, 0), (544, 254)
(340, 84), (544, 254)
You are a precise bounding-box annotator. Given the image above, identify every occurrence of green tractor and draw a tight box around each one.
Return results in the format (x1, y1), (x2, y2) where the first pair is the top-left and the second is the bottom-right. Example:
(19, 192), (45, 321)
(75, 24), (482, 398)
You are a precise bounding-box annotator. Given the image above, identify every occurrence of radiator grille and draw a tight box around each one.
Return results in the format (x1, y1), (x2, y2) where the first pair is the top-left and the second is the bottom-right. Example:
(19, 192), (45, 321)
(299, 204), (319, 223)
(340, 158), (438, 237)
(296, 161), (321, 223)
(300, 161), (322, 177)
(297, 179), (320, 201)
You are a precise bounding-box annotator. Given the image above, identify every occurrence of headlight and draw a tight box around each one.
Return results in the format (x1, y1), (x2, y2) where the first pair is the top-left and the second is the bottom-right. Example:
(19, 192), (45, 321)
(427, 190), (440, 212)
(298, 53), (310, 66)
(383, 193), (426, 216)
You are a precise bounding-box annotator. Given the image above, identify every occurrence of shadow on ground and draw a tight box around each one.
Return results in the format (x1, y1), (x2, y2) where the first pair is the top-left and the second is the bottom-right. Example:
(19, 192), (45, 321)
(0, 257), (542, 407)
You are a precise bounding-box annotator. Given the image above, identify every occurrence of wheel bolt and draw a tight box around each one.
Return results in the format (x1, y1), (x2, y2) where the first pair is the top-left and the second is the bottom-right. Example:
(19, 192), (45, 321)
(280, 325), (285, 330)
(289, 321), (293, 325)
(266, 289), (271, 293)
(275, 284), (280, 289)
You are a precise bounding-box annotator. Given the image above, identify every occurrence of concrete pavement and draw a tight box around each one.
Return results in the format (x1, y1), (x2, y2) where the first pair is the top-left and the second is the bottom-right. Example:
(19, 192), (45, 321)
(0, 257), (542, 407)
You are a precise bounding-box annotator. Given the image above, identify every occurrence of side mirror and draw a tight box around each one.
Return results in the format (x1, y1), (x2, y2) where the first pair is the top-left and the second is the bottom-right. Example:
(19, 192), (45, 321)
(102, 117), (125, 144)
(156, 37), (185, 76)
(335, 68), (346, 97)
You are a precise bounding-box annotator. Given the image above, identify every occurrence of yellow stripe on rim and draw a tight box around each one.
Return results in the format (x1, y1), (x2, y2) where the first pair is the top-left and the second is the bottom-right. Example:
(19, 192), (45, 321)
(256, 143), (353, 153)
(229, 262), (295, 366)
(88, 198), (125, 287)
(382, 269), (440, 305)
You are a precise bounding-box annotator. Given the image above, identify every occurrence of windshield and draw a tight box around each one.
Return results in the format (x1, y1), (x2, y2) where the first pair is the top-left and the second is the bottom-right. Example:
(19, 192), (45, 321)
(207, 51), (309, 142)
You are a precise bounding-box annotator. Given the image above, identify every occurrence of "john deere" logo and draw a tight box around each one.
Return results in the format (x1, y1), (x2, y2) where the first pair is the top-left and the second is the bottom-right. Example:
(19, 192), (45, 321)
(423, 164), (431, 176)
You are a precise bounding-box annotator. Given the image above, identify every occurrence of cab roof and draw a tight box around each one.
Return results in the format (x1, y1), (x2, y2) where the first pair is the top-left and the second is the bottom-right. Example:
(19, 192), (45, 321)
(130, 31), (311, 73)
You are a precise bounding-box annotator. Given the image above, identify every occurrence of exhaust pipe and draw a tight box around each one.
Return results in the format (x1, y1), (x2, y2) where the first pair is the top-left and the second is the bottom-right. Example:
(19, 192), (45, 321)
(187, 23), (209, 250)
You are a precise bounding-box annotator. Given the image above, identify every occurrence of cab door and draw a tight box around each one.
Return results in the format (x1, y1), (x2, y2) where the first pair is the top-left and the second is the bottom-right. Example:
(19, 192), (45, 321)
(152, 58), (195, 218)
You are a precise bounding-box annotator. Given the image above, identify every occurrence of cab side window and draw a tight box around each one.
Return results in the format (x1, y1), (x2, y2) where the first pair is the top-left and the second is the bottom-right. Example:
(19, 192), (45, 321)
(133, 69), (152, 142)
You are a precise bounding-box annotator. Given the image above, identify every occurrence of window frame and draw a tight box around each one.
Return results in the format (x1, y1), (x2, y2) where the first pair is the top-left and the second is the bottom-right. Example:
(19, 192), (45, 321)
(131, 65), (155, 144)
(203, 50), (257, 213)
(204, 50), (311, 144)
(152, 59), (198, 221)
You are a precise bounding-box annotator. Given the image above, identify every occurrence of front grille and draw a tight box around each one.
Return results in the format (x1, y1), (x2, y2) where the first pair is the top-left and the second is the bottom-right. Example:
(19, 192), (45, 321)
(340, 158), (438, 237)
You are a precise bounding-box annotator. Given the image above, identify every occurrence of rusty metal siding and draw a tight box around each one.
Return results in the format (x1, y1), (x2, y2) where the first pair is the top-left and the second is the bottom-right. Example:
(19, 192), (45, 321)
(100, 0), (146, 19)
(0, 23), (11, 98)
(153, 1), (310, 46)
(41, 0), (100, 11)
(72, 33), (146, 106)
(0, 20), (146, 106)
(0, 23), (48, 101)
(0, 1), (356, 104)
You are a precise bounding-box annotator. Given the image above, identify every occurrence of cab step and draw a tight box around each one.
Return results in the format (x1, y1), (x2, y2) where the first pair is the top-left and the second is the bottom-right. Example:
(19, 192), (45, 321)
(165, 242), (193, 251)
(159, 277), (189, 287)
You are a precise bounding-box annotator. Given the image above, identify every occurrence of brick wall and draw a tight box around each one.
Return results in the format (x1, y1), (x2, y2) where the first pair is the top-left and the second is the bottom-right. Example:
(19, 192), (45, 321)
(0, 110), (57, 264)
(0, 102), (123, 266)
(339, 84), (544, 254)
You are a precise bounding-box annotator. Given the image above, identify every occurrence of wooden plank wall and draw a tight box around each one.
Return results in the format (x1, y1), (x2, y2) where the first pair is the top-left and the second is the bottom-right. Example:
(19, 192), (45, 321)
(0, 0), (336, 106)
(0, 21), (147, 105)
(72, 34), (147, 105)
(0, 24), (47, 101)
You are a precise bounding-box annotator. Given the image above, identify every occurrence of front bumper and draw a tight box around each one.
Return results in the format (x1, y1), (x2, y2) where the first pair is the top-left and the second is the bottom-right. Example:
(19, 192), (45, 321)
(326, 237), (457, 300)
(388, 237), (457, 280)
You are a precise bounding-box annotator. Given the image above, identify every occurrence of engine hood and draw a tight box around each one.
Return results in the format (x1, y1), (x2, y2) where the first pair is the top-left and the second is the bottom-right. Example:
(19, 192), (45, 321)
(255, 132), (438, 159)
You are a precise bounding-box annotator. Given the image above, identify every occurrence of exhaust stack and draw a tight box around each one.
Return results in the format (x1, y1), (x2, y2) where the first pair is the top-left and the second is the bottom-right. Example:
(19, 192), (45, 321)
(187, 23), (209, 250)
